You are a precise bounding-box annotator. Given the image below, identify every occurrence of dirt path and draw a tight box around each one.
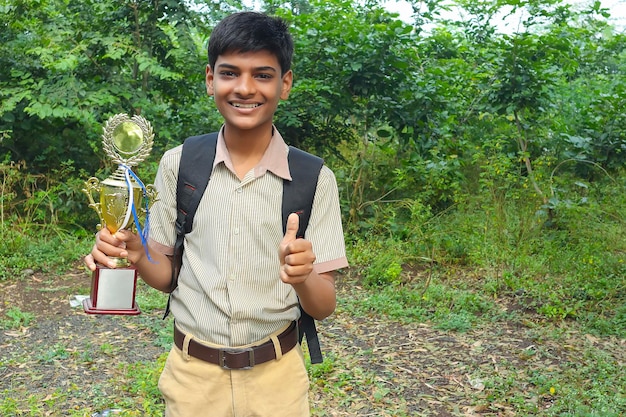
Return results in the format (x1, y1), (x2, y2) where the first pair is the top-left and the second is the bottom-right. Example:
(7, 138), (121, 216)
(1, 267), (624, 416)
(0, 269), (165, 414)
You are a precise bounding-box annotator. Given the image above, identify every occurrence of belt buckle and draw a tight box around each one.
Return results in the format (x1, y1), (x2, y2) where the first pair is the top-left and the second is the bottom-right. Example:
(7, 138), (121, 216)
(219, 347), (255, 370)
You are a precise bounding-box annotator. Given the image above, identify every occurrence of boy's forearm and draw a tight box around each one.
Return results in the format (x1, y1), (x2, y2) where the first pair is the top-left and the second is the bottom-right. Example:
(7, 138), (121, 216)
(132, 250), (173, 293)
(293, 271), (336, 320)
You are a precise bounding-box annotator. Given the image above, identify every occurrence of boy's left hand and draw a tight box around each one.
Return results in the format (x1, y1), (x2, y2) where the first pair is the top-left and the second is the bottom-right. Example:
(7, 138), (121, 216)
(279, 213), (316, 285)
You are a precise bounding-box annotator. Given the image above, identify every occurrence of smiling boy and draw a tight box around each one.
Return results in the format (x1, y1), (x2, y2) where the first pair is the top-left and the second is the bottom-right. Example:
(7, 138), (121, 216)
(85, 11), (348, 416)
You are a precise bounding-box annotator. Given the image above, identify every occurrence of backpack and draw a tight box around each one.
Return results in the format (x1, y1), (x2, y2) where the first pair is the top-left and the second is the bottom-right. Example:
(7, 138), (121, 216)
(164, 132), (325, 363)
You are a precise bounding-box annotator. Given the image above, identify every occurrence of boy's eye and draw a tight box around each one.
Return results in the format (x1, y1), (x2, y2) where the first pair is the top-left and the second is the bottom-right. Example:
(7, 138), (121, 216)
(255, 73), (273, 79)
(220, 71), (237, 77)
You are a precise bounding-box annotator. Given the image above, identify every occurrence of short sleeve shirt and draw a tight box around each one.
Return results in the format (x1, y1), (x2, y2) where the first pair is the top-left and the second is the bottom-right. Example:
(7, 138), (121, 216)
(148, 127), (348, 346)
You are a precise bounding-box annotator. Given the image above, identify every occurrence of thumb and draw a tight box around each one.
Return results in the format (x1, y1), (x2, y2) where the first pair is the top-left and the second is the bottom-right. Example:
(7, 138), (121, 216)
(280, 213), (300, 264)
(283, 212), (300, 243)
(113, 229), (133, 242)
(113, 229), (140, 251)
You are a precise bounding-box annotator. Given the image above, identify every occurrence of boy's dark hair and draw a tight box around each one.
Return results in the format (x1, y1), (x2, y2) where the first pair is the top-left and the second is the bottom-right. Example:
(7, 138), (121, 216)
(208, 12), (294, 75)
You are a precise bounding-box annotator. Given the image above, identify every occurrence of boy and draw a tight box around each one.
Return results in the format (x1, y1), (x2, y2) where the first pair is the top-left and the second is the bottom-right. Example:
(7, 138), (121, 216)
(85, 11), (348, 417)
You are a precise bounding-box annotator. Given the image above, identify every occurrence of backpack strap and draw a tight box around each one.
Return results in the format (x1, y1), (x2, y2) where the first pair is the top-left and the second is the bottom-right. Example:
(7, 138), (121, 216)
(283, 146), (324, 363)
(163, 132), (218, 319)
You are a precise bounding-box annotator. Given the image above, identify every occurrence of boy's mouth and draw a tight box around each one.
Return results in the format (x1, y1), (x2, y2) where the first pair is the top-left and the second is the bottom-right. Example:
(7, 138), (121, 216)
(231, 102), (261, 109)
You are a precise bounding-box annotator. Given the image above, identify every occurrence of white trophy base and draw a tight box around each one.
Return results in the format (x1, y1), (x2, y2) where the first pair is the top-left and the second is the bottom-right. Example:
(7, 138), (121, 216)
(83, 264), (141, 315)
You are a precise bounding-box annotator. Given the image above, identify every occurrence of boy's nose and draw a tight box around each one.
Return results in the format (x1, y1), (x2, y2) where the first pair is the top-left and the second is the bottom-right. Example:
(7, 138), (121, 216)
(234, 75), (255, 96)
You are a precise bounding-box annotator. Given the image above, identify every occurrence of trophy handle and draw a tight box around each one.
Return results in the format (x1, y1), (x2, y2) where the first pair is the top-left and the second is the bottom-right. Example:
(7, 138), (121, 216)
(83, 177), (104, 230)
(144, 184), (158, 211)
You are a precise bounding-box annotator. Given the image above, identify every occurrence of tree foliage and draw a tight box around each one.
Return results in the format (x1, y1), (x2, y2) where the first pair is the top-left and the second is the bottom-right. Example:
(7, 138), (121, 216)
(0, 0), (224, 173)
(1, 0), (626, 231)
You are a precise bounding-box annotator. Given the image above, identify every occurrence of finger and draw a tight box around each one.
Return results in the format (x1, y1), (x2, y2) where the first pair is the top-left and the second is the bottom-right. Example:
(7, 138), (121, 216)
(84, 254), (96, 271)
(116, 230), (147, 258)
(96, 228), (123, 249)
(94, 231), (129, 264)
(282, 262), (313, 278)
(89, 248), (109, 268)
(113, 228), (133, 242)
(282, 212), (300, 244)
(280, 264), (313, 285)
(279, 213), (300, 266)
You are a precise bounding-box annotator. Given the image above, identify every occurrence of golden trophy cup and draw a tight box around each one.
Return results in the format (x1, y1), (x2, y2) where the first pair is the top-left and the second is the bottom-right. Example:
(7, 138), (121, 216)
(83, 113), (157, 315)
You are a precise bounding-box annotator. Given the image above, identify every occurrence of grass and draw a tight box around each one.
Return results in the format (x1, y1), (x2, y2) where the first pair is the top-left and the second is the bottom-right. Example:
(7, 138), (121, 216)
(0, 307), (35, 330)
(1, 176), (625, 415)
(329, 269), (626, 416)
(0, 226), (92, 281)
(472, 330), (626, 416)
(1, 248), (624, 416)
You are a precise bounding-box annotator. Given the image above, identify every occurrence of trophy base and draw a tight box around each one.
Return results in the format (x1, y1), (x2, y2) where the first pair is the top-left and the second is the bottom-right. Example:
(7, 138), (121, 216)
(83, 263), (141, 316)
(83, 297), (141, 315)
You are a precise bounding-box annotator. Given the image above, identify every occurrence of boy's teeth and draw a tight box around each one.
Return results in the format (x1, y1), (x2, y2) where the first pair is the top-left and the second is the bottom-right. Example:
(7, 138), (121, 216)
(233, 103), (259, 108)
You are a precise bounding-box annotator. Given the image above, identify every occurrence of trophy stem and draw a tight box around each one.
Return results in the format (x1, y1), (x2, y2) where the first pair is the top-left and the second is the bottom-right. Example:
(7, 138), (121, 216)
(107, 257), (131, 268)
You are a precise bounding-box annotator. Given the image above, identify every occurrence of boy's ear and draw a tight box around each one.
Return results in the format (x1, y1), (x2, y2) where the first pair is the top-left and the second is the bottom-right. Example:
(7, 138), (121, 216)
(280, 70), (293, 100)
(206, 65), (215, 96)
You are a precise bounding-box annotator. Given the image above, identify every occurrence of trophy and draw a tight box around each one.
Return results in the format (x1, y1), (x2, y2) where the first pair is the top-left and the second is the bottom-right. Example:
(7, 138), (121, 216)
(83, 113), (157, 315)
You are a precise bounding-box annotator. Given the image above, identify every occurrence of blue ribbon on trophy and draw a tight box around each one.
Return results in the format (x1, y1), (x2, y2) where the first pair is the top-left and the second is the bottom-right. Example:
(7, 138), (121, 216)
(120, 163), (154, 262)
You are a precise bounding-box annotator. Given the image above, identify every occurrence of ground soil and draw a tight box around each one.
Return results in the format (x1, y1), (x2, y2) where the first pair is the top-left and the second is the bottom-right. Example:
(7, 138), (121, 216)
(0, 266), (624, 416)
(0, 267), (165, 415)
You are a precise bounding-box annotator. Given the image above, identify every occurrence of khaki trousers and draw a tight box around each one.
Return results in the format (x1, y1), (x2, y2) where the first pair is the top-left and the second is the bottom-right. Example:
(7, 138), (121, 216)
(158, 332), (310, 417)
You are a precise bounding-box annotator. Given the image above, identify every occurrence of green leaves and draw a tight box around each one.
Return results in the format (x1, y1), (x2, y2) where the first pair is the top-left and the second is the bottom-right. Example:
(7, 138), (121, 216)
(1, 0), (625, 237)
(0, 0), (213, 173)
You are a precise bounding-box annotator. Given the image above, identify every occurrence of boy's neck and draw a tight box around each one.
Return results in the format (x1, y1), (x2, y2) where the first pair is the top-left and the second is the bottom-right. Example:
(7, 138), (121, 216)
(222, 124), (274, 179)
(223, 123), (273, 151)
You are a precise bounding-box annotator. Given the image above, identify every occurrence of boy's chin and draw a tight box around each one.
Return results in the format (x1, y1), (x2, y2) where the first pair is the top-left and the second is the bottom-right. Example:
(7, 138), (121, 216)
(223, 118), (274, 133)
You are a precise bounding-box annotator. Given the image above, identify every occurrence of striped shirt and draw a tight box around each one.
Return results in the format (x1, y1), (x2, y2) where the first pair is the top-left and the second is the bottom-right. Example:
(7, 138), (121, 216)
(148, 127), (348, 346)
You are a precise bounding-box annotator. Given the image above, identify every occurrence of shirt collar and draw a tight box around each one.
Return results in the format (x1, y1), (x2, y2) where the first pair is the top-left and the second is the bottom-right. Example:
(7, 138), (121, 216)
(214, 125), (292, 181)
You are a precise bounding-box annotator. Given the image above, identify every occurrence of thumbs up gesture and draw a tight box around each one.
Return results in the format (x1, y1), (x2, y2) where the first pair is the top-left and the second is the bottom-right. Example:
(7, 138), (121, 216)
(279, 213), (316, 285)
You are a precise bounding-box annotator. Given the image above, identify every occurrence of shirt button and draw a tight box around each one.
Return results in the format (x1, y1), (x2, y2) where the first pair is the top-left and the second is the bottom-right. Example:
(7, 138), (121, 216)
(236, 187), (243, 193)
(234, 228), (240, 235)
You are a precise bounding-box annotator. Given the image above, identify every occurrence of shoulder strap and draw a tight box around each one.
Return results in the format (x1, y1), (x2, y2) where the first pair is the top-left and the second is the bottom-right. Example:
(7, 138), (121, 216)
(163, 132), (218, 318)
(283, 146), (324, 364)
(175, 132), (219, 236)
(282, 146), (324, 238)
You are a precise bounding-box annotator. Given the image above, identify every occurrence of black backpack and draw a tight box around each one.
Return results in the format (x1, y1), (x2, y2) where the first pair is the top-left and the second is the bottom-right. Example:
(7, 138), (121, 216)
(164, 132), (325, 363)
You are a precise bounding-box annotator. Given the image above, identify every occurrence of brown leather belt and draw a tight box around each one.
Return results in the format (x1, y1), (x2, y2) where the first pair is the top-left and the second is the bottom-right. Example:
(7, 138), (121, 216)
(174, 321), (298, 370)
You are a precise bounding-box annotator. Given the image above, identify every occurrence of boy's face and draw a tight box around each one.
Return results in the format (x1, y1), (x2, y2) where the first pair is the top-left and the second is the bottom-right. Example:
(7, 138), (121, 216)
(206, 49), (292, 135)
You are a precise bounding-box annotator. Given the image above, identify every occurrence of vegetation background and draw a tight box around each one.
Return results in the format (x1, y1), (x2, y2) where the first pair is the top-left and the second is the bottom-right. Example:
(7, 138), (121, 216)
(1, 0), (625, 415)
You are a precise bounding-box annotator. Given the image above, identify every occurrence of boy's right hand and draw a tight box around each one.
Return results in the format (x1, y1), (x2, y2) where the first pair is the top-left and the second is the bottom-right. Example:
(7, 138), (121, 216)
(84, 228), (141, 271)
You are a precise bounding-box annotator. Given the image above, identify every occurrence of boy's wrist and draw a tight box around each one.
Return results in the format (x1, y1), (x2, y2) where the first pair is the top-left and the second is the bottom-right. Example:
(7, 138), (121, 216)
(290, 270), (316, 292)
(129, 250), (147, 266)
